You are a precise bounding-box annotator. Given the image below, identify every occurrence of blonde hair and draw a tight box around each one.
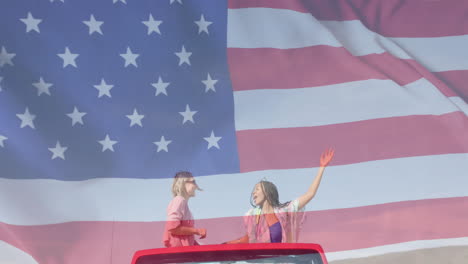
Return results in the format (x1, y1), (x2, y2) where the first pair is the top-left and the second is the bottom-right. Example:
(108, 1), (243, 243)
(171, 171), (202, 197)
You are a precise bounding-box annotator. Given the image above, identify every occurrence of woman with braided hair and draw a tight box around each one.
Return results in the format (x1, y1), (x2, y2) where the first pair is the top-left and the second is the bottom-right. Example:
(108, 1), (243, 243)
(226, 148), (335, 243)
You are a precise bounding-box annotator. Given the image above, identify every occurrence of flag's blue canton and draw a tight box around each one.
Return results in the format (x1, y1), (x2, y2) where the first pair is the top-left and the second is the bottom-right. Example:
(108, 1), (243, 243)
(0, 0), (240, 180)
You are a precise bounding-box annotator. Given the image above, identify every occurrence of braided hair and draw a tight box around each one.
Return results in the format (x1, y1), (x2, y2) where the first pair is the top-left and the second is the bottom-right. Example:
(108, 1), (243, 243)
(250, 180), (290, 209)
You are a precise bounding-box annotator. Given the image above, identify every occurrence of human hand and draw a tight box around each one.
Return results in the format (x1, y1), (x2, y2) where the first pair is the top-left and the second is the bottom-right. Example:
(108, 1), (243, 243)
(197, 228), (207, 239)
(319, 148), (335, 167)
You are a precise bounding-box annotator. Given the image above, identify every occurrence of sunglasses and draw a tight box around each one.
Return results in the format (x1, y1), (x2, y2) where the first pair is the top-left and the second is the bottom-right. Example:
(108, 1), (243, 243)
(186, 179), (197, 185)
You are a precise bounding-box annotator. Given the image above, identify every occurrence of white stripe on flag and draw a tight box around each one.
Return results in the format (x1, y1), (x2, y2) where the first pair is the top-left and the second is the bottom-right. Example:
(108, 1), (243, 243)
(228, 8), (468, 71)
(1, 153), (468, 225)
(326, 237), (468, 261)
(234, 78), (459, 130)
(0, 240), (37, 264)
(449, 96), (468, 116)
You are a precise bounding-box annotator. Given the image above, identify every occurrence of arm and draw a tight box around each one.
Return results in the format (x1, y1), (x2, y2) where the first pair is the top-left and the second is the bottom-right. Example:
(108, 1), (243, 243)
(296, 148), (335, 210)
(224, 234), (249, 244)
(169, 226), (207, 239)
(166, 196), (207, 239)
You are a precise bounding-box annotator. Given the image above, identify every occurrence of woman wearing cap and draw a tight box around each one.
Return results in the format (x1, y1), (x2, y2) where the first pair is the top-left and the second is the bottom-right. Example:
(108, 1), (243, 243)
(162, 171), (207, 247)
(226, 148), (335, 244)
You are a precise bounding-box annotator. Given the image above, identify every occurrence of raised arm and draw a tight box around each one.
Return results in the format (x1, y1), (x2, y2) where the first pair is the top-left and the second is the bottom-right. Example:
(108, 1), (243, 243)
(297, 148), (334, 210)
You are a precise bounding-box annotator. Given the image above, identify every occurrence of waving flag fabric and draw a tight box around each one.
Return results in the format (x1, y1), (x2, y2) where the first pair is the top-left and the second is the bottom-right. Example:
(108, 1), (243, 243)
(1, 0), (467, 264)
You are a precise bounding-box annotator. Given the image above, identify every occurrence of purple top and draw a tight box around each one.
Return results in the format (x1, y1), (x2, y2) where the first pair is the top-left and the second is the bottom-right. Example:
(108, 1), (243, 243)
(269, 221), (282, 243)
(245, 199), (305, 243)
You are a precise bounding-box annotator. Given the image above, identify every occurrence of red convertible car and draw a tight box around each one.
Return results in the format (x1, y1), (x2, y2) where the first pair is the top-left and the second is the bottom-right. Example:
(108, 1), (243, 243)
(132, 243), (328, 264)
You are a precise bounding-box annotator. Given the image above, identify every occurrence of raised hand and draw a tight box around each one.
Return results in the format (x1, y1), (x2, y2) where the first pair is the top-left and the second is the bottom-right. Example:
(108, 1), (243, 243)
(319, 148), (335, 167)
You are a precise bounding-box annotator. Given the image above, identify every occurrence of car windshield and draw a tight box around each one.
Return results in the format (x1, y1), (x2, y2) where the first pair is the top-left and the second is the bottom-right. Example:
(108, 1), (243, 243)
(143, 253), (323, 264)
(134, 244), (326, 264)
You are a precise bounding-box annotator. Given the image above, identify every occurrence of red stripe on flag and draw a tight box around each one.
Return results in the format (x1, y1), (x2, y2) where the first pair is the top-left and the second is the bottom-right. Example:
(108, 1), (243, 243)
(228, 47), (457, 98)
(2, 197), (467, 264)
(0, 222), (115, 264)
(433, 70), (468, 101)
(0, 221), (163, 264)
(236, 112), (468, 172)
(228, 0), (468, 37)
(301, 196), (468, 252)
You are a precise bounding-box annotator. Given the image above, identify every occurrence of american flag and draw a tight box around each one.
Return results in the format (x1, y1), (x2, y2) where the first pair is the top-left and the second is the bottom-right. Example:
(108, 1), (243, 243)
(1, 0), (467, 264)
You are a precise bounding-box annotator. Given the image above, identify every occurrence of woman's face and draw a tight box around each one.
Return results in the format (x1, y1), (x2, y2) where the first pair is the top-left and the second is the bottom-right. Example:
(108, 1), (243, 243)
(184, 177), (197, 197)
(252, 183), (266, 206)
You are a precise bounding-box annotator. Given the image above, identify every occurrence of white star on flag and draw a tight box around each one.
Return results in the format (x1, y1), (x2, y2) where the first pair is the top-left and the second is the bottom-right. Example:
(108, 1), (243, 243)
(175, 45), (192, 66)
(113, 0), (126, 4)
(33, 77), (53, 96)
(0, 135), (7, 148)
(202, 73), (218, 92)
(57, 47), (79, 68)
(83, 14), (103, 35)
(142, 14), (162, 35)
(20, 12), (42, 33)
(126, 109), (145, 127)
(194, 14), (212, 34)
(0, 46), (16, 67)
(120, 47), (139, 67)
(179, 104), (197, 124)
(66, 107), (87, 126)
(94, 79), (114, 98)
(151, 76), (170, 96)
(48, 141), (68, 160)
(170, 0), (182, 4)
(98, 134), (118, 152)
(153, 136), (172, 152)
(204, 130), (222, 149)
(16, 108), (36, 129)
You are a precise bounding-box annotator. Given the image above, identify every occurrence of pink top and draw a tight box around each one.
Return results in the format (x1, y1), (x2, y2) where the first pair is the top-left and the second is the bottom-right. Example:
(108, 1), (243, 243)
(244, 199), (305, 243)
(162, 196), (195, 247)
